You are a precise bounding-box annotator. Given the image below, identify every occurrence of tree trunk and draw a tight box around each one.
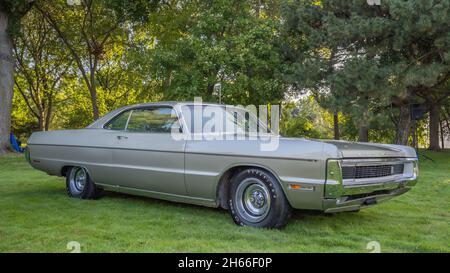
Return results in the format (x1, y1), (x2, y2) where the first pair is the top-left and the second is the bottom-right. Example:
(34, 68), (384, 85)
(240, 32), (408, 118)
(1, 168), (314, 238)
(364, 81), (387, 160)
(0, 11), (14, 154)
(412, 120), (418, 149)
(38, 114), (44, 131)
(440, 118), (444, 149)
(428, 103), (440, 150)
(396, 104), (411, 145)
(358, 126), (369, 142)
(89, 66), (99, 120)
(162, 68), (173, 96)
(89, 84), (99, 120)
(45, 96), (52, 131)
(333, 111), (339, 140)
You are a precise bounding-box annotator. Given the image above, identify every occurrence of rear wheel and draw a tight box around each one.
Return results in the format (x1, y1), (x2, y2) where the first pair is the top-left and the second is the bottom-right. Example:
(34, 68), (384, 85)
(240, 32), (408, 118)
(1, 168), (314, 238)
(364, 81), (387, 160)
(66, 166), (102, 199)
(228, 168), (292, 228)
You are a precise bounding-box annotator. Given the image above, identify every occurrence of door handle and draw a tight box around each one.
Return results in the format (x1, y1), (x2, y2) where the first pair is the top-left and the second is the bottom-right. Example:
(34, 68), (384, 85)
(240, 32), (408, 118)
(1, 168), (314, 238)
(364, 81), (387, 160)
(117, 135), (128, 140)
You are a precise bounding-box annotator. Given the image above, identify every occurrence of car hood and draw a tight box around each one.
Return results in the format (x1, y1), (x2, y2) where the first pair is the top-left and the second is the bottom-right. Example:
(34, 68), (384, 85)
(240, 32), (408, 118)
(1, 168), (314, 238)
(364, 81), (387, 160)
(319, 140), (417, 158)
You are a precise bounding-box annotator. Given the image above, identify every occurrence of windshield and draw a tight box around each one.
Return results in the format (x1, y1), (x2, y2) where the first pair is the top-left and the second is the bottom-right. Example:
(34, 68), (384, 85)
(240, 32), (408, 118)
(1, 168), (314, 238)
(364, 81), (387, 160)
(180, 105), (270, 135)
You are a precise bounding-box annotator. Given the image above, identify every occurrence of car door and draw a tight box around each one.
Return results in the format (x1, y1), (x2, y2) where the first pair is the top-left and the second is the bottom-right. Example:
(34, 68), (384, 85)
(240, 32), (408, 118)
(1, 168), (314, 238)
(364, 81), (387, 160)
(107, 106), (187, 195)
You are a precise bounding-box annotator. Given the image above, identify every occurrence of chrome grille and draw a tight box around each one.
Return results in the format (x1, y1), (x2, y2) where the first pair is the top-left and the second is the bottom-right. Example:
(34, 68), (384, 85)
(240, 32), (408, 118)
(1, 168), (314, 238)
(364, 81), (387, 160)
(342, 164), (404, 180)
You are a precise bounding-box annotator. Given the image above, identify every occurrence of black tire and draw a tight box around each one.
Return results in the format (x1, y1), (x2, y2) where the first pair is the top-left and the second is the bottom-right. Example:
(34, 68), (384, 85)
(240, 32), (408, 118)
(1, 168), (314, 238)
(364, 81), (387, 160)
(228, 168), (292, 229)
(66, 166), (103, 199)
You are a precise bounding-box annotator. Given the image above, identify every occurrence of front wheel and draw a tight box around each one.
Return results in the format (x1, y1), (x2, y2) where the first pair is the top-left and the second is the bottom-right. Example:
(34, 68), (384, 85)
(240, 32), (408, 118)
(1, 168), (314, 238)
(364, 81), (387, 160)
(66, 166), (102, 199)
(228, 168), (292, 229)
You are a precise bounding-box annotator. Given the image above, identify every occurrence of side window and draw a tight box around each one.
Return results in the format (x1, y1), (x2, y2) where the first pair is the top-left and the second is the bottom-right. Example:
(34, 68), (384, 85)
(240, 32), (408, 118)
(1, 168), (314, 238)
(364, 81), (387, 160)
(105, 110), (131, 130)
(126, 107), (179, 133)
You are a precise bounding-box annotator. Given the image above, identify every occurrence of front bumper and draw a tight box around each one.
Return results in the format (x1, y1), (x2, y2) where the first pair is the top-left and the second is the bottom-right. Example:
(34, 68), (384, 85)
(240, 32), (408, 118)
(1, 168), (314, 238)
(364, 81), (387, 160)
(323, 179), (416, 212)
(323, 158), (418, 213)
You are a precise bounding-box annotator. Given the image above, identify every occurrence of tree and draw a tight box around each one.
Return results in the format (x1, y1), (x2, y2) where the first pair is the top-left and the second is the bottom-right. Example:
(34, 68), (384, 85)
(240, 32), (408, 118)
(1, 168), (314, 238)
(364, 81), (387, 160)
(9, 0), (160, 134)
(148, 0), (286, 106)
(13, 8), (72, 131)
(440, 98), (450, 148)
(280, 96), (331, 139)
(282, 0), (450, 146)
(35, 0), (125, 120)
(422, 80), (450, 150)
(0, 0), (34, 153)
(35, 0), (161, 121)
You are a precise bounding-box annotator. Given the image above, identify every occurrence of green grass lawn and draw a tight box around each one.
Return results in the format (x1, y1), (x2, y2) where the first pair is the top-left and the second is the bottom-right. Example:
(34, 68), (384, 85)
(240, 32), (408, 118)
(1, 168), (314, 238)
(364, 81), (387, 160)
(0, 150), (449, 253)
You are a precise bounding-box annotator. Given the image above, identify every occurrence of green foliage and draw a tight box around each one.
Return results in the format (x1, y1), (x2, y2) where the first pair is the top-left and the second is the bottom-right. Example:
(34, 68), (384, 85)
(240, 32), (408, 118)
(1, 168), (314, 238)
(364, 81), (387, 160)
(11, 88), (37, 140)
(12, 7), (72, 132)
(280, 96), (331, 138)
(281, 0), (450, 142)
(11, 1), (168, 134)
(8, 0), (450, 145)
(0, 0), (35, 36)
(108, 0), (160, 23)
(148, 0), (286, 105)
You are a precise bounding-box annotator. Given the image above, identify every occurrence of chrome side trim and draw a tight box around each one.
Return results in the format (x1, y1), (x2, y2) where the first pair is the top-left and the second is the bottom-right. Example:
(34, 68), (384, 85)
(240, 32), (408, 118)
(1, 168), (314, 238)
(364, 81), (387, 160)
(27, 143), (318, 162)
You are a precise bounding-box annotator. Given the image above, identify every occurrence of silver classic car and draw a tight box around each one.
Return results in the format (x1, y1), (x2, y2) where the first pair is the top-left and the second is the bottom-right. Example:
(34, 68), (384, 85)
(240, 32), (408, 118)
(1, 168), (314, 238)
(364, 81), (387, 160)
(26, 102), (418, 228)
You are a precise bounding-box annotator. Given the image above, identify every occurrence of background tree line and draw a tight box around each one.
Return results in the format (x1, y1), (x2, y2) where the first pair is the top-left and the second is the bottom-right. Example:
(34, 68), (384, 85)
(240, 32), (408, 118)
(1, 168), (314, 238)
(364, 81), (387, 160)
(0, 0), (449, 153)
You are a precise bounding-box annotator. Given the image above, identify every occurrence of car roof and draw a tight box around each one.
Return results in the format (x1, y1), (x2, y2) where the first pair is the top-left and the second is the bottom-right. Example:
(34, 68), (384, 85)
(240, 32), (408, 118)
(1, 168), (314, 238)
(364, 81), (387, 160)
(124, 101), (225, 108)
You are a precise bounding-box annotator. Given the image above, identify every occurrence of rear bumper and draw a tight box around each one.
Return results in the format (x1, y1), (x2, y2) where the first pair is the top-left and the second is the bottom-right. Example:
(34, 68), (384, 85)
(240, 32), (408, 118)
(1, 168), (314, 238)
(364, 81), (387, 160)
(323, 178), (416, 212)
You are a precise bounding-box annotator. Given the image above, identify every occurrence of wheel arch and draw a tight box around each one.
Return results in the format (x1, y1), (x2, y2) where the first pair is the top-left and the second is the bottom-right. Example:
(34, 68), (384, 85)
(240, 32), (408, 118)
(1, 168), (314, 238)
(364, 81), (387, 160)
(61, 165), (73, 177)
(61, 164), (93, 179)
(215, 163), (287, 210)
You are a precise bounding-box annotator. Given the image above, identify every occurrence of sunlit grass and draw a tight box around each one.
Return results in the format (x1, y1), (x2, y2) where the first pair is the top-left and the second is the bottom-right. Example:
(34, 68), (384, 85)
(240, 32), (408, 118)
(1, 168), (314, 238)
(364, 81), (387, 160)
(0, 150), (448, 252)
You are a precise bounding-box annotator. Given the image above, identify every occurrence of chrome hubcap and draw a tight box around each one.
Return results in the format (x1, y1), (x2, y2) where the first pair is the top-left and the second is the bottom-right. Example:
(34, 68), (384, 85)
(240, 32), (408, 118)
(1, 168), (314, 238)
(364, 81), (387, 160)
(235, 178), (271, 223)
(72, 167), (87, 192)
